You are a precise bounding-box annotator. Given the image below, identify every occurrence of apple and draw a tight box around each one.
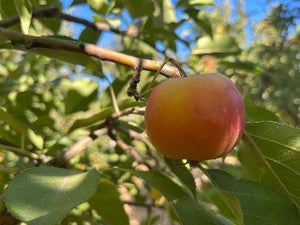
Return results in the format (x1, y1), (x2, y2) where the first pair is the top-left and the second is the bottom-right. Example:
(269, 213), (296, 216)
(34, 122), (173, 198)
(144, 73), (245, 161)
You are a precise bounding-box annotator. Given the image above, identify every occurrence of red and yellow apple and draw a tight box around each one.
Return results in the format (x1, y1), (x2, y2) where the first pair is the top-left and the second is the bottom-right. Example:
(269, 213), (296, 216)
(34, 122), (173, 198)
(144, 73), (245, 161)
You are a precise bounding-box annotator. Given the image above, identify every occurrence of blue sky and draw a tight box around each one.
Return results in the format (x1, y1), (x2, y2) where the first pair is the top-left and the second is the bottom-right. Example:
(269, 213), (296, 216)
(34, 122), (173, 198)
(60, 0), (299, 62)
(61, 0), (298, 48)
(60, 0), (298, 89)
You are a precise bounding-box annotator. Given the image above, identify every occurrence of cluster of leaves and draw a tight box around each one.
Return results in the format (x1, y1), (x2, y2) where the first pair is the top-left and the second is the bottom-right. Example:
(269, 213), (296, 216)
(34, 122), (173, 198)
(0, 0), (299, 225)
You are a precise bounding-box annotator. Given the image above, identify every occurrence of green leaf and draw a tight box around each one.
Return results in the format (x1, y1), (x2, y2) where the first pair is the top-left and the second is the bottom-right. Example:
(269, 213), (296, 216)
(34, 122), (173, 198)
(164, 157), (197, 196)
(64, 79), (98, 115)
(3, 167), (100, 225)
(69, 99), (145, 132)
(193, 33), (241, 56)
(244, 98), (278, 122)
(89, 178), (129, 225)
(218, 60), (265, 74)
(11, 45), (103, 75)
(134, 170), (224, 225)
(71, 0), (85, 6)
(242, 122), (300, 211)
(13, 0), (32, 34)
(88, 0), (115, 15)
(0, 0), (18, 18)
(208, 169), (300, 225)
(0, 107), (43, 149)
(203, 188), (243, 225)
(124, 0), (154, 18)
(177, 0), (214, 7)
(162, 0), (176, 24)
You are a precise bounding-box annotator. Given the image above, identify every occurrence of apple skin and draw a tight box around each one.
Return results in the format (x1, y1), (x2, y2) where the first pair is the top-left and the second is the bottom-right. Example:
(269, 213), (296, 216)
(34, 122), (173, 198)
(144, 73), (246, 161)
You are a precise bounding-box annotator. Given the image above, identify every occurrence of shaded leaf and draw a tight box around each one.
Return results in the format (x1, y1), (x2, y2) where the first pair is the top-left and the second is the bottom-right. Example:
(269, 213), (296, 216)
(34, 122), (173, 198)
(0, 0), (18, 18)
(164, 157), (197, 196)
(64, 79), (98, 115)
(208, 169), (300, 225)
(184, 8), (213, 37)
(89, 178), (129, 225)
(69, 99), (145, 132)
(134, 170), (224, 225)
(203, 188), (243, 225)
(242, 122), (300, 211)
(219, 60), (265, 74)
(0, 107), (43, 149)
(4, 167), (100, 225)
(124, 0), (154, 18)
(10, 45), (103, 76)
(244, 98), (278, 122)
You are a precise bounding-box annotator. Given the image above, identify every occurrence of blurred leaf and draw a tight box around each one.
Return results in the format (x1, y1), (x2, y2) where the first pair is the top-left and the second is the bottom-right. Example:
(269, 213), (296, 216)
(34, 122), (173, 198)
(219, 60), (265, 74)
(244, 98), (278, 122)
(134, 170), (225, 225)
(193, 34), (241, 56)
(208, 169), (300, 225)
(4, 167), (100, 225)
(124, 0), (154, 18)
(88, 0), (115, 15)
(69, 99), (145, 132)
(0, 107), (43, 149)
(79, 27), (101, 44)
(13, 0), (32, 34)
(10, 45), (103, 76)
(71, 0), (85, 6)
(164, 157), (197, 196)
(64, 79), (98, 115)
(162, 0), (176, 24)
(89, 178), (129, 225)
(0, 0), (18, 18)
(184, 8), (213, 37)
(242, 122), (300, 211)
(122, 36), (157, 58)
(177, 0), (214, 7)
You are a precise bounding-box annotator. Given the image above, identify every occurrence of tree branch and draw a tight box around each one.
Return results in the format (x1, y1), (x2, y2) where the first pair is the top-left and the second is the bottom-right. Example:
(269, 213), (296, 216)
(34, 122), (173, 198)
(0, 6), (154, 51)
(0, 28), (180, 77)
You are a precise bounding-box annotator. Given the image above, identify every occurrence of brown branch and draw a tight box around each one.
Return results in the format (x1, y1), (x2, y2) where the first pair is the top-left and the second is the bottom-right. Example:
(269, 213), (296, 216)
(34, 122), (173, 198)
(0, 28), (180, 77)
(0, 6), (138, 37)
(0, 6), (155, 52)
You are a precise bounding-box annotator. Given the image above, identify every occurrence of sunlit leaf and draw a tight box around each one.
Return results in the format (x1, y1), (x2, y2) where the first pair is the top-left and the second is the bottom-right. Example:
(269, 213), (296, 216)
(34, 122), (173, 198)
(4, 167), (100, 225)
(13, 0), (32, 34)
(177, 0), (214, 6)
(193, 34), (241, 56)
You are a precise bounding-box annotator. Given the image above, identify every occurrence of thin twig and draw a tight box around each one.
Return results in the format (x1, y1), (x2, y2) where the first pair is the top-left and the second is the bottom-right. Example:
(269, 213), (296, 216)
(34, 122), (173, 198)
(0, 28), (180, 77)
(0, 143), (39, 160)
(0, 6), (155, 49)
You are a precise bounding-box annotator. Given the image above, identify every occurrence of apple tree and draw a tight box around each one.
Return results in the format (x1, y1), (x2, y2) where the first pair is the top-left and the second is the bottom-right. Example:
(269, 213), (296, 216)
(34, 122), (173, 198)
(0, 0), (299, 224)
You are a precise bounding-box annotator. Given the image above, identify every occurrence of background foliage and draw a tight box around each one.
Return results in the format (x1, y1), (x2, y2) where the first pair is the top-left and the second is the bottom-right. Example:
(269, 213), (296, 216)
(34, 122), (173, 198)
(0, 0), (299, 224)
